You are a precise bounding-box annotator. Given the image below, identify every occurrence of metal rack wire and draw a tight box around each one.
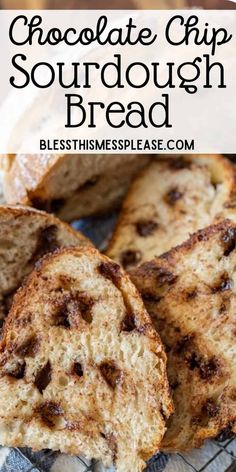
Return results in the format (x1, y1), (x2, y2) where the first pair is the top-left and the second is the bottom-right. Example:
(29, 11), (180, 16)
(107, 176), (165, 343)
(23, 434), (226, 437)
(165, 437), (236, 472)
(2, 437), (235, 472)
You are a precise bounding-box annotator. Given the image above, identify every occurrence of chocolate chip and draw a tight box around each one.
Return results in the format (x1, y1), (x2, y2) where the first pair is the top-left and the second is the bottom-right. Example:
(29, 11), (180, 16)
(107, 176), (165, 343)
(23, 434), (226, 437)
(35, 361), (52, 393)
(216, 422), (235, 442)
(157, 269), (177, 285)
(30, 225), (59, 264)
(165, 344), (171, 353)
(175, 334), (194, 355)
(174, 326), (181, 333)
(197, 232), (210, 243)
(15, 336), (38, 357)
(221, 227), (236, 256)
(98, 262), (122, 288)
(136, 220), (158, 237)
(212, 273), (233, 293)
(188, 352), (201, 370)
(191, 416), (201, 426)
(121, 313), (137, 332)
(202, 399), (220, 418)
(37, 401), (63, 427)
(142, 292), (161, 303)
(120, 250), (142, 269)
(165, 187), (183, 205)
(135, 261), (178, 286)
(186, 352), (220, 380)
(73, 362), (83, 377)
(185, 289), (198, 300)
(78, 175), (99, 191)
(199, 357), (221, 380)
(55, 306), (70, 328)
(100, 361), (122, 389)
(5, 360), (26, 379)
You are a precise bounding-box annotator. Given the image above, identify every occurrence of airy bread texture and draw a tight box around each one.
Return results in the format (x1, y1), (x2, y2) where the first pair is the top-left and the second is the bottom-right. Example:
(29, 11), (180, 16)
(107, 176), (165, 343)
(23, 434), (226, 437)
(0, 247), (172, 471)
(0, 205), (91, 325)
(107, 155), (236, 268)
(3, 155), (149, 221)
(130, 220), (236, 452)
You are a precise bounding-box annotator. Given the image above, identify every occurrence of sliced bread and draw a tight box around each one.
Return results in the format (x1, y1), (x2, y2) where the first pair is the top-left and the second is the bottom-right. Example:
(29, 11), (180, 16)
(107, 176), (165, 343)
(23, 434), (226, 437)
(130, 220), (236, 451)
(0, 247), (172, 471)
(3, 155), (149, 221)
(0, 205), (91, 325)
(107, 155), (236, 268)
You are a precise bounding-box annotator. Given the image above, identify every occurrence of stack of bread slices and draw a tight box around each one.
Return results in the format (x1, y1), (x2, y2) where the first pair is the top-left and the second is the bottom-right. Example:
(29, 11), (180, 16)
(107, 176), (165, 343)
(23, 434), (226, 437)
(0, 153), (236, 471)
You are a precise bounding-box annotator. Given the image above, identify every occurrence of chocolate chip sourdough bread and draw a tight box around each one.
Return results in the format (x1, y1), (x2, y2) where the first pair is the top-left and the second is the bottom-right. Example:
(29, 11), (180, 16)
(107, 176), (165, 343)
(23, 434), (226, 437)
(0, 247), (172, 471)
(130, 220), (236, 452)
(3, 155), (149, 221)
(0, 206), (91, 326)
(107, 155), (236, 269)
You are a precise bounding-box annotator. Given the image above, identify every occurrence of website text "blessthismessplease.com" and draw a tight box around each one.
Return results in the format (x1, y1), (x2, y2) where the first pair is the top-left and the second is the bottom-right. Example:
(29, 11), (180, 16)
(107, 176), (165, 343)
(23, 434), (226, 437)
(39, 138), (195, 153)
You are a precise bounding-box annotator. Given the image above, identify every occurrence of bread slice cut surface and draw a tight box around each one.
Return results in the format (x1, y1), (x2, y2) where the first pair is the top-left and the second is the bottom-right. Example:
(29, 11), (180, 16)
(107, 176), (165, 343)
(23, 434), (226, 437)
(107, 155), (236, 268)
(0, 247), (172, 472)
(0, 205), (91, 325)
(130, 220), (236, 452)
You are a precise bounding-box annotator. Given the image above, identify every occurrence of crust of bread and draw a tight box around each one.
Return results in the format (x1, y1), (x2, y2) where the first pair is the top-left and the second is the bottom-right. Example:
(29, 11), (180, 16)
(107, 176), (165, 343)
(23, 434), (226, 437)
(0, 246), (172, 471)
(107, 155), (236, 268)
(0, 205), (91, 324)
(130, 219), (236, 452)
(3, 155), (149, 221)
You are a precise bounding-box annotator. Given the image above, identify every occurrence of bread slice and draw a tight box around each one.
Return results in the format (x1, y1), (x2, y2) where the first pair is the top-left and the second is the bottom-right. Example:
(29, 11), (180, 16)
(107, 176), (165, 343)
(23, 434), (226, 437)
(130, 220), (236, 452)
(0, 205), (91, 326)
(0, 172), (5, 205)
(107, 155), (236, 268)
(3, 154), (149, 221)
(0, 247), (172, 471)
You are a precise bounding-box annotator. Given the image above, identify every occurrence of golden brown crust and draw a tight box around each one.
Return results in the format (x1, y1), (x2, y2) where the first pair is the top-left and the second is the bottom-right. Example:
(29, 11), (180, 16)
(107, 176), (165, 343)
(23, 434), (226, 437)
(3, 155), (61, 205)
(0, 247), (172, 471)
(107, 155), (236, 268)
(130, 220), (236, 452)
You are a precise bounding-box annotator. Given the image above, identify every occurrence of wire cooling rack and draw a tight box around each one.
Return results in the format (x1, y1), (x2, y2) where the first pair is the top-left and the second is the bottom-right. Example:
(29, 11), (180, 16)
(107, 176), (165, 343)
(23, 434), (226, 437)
(1, 436), (236, 472)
